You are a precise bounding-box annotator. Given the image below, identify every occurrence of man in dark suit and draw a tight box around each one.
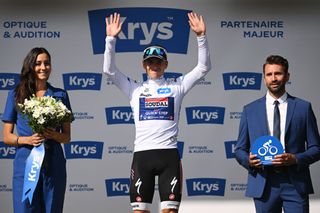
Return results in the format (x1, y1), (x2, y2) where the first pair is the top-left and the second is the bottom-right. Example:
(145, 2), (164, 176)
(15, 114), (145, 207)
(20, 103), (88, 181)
(235, 55), (320, 213)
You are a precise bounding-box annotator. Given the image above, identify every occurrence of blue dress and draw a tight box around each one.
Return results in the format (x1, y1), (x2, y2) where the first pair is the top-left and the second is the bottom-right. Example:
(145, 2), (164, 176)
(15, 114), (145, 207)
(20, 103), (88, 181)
(2, 83), (73, 213)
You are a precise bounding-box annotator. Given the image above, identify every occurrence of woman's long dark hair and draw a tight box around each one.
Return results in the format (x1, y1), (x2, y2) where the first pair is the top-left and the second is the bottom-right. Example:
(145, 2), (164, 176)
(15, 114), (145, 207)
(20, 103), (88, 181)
(14, 47), (51, 104)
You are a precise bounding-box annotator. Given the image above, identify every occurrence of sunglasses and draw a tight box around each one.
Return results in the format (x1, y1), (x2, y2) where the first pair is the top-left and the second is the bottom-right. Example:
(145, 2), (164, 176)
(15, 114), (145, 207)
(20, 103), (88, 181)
(143, 46), (167, 61)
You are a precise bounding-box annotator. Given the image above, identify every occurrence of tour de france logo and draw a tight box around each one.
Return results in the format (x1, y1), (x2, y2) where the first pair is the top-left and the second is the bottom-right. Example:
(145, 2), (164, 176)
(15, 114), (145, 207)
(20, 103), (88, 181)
(251, 135), (284, 165)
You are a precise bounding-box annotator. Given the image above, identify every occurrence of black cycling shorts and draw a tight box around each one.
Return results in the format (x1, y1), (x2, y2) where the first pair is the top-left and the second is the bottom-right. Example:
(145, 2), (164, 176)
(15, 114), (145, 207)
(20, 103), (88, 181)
(130, 148), (182, 211)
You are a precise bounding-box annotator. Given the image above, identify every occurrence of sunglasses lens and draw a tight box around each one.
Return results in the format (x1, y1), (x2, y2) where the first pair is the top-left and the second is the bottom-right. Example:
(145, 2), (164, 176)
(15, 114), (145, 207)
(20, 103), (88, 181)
(143, 47), (167, 60)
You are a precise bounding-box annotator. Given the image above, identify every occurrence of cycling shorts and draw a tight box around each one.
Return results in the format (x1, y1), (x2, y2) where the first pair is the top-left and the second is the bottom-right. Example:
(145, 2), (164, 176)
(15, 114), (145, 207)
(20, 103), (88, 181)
(130, 148), (182, 211)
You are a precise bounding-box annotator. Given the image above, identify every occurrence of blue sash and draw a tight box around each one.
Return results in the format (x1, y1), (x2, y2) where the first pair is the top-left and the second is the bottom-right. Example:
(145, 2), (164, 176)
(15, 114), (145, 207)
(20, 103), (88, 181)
(22, 143), (45, 204)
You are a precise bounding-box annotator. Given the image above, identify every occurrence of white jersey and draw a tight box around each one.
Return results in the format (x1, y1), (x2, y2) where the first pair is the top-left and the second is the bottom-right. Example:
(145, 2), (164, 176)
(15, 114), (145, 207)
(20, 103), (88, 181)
(104, 35), (211, 152)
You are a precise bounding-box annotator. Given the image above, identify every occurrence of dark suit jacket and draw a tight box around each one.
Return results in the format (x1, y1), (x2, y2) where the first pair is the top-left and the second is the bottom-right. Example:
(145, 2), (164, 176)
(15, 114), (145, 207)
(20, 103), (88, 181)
(235, 94), (320, 198)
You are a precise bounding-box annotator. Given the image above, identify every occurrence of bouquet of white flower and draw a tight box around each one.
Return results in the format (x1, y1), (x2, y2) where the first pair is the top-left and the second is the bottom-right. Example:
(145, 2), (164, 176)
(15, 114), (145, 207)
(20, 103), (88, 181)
(17, 95), (73, 133)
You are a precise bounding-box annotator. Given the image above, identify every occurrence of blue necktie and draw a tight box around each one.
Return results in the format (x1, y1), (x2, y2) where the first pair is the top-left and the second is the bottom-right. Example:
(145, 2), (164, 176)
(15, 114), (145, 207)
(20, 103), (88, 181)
(273, 100), (280, 140)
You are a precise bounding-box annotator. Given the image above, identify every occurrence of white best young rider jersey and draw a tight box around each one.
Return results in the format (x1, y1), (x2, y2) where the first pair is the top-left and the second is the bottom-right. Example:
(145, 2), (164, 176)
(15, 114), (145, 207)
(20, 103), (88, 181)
(104, 35), (211, 152)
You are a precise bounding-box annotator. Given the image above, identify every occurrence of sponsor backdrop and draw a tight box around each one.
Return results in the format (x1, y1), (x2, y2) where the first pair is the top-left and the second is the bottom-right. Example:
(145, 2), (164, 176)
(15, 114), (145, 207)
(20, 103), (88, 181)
(1, 0), (320, 212)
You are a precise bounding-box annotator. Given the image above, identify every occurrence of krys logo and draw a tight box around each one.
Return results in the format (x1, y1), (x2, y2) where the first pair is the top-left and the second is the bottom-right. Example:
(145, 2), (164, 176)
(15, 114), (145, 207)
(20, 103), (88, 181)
(177, 141), (184, 159)
(88, 7), (191, 54)
(0, 73), (19, 90)
(186, 178), (226, 196)
(224, 140), (237, 159)
(105, 178), (130, 197)
(64, 141), (103, 159)
(223, 72), (262, 90)
(105, 106), (134, 124)
(63, 73), (102, 90)
(186, 106), (225, 124)
(0, 142), (16, 159)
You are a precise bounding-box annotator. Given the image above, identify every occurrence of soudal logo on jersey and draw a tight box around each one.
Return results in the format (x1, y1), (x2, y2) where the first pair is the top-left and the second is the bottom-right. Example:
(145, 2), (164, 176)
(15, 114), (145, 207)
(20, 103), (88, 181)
(105, 106), (134, 124)
(105, 178), (130, 197)
(63, 73), (102, 90)
(224, 140), (237, 159)
(186, 106), (225, 124)
(88, 8), (191, 54)
(0, 142), (16, 159)
(142, 72), (182, 82)
(223, 72), (262, 90)
(145, 97), (169, 108)
(64, 141), (103, 159)
(0, 73), (19, 90)
(139, 97), (174, 120)
(186, 178), (226, 196)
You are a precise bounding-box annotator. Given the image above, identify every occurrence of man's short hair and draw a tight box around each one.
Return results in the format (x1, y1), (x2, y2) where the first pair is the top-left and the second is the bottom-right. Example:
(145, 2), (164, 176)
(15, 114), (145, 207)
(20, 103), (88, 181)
(263, 55), (289, 73)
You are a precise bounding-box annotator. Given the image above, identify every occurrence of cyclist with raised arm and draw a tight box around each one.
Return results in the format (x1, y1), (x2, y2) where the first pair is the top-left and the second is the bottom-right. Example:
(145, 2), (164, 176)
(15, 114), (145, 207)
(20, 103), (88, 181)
(103, 12), (211, 213)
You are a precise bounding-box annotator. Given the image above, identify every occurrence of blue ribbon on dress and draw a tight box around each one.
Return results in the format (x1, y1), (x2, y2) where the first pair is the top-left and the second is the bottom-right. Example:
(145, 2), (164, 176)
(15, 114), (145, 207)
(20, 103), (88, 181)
(22, 143), (45, 204)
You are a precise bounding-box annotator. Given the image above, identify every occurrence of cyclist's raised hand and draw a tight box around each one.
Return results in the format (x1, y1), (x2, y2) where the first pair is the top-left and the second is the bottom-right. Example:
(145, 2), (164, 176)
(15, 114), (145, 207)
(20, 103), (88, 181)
(188, 12), (206, 37)
(106, 12), (122, 37)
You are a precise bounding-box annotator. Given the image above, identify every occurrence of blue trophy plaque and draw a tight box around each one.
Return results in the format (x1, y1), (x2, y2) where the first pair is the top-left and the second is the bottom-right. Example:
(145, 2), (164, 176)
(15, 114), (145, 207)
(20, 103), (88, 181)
(251, 135), (285, 165)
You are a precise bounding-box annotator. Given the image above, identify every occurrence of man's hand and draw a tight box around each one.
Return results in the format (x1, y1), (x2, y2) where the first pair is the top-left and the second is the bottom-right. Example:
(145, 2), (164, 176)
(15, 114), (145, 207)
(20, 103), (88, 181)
(105, 12), (122, 37)
(272, 153), (297, 166)
(249, 153), (263, 169)
(188, 12), (206, 37)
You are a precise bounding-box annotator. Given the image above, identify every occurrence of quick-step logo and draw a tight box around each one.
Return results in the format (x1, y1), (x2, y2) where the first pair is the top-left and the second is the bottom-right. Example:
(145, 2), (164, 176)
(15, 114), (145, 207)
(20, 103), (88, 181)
(105, 106), (134, 124)
(105, 178), (130, 197)
(63, 73), (102, 90)
(186, 178), (226, 196)
(0, 142), (16, 159)
(64, 141), (103, 159)
(223, 72), (262, 90)
(88, 8), (191, 54)
(186, 106), (225, 124)
(0, 73), (19, 90)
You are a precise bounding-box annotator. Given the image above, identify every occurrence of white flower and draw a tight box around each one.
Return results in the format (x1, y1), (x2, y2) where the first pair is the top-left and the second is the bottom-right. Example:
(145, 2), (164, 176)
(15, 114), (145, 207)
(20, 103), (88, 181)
(18, 95), (72, 133)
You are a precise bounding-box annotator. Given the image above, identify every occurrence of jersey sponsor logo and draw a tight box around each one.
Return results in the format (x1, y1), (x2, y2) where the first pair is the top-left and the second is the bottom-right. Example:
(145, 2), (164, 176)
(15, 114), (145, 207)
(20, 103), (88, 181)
(142, 72), (182, 82)
(139, 97), (174, 120)
(105, 178), (130, 197)
(0, 142), (16, 159)
(224, 141), (237, 159)
(186, 178), (226, 196)
(88, 8), (191, 54)
(0, 73), (19, 90)
(64, 141), (103, 159)
(223, 72), (262, 90)
(185, 106), (225, 124)
(145, 97), (169, 108)
(157, 87), (171, 94)
(105, 106), (134, 124)
(139, 93), (152, 97)
(63, 73), (102, 90)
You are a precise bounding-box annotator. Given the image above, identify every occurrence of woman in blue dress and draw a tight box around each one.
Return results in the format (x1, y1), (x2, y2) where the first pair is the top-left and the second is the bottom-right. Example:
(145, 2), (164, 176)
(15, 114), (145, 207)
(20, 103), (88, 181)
(2, 47), (73, 213)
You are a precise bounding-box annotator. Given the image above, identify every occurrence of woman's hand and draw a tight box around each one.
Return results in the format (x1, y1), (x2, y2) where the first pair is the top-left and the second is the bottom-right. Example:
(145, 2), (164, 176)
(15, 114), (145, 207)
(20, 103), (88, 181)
(28, 133), (46, 147)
